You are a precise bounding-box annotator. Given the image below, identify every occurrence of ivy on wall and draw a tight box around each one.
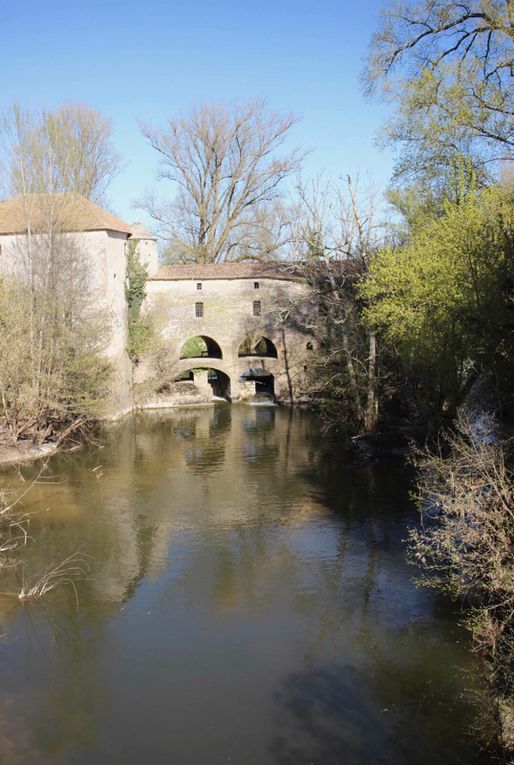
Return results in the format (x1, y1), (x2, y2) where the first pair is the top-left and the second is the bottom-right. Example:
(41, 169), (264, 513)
(125, 239), (153, 363)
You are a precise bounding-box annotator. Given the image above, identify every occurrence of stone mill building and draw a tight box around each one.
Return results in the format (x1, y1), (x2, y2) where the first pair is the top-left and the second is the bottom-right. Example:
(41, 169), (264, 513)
(0, 193), (314, 414)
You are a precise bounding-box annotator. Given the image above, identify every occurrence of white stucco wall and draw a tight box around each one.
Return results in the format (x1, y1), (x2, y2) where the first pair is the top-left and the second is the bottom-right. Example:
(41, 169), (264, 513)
(0, 228), (134, 417)
(135, 237), (159, 277)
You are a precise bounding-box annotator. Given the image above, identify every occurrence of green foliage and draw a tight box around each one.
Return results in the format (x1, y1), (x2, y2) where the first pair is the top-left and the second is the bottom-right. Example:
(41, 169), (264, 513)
(361, 186), (514, 418)
(365, 0), (514, 183)
(180, 336), (208, 358)
(125, 240), (152, 363)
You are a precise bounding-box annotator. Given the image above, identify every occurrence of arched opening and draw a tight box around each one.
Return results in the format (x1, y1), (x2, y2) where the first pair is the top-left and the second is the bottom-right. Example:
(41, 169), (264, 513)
(240, 368), (275, 399)
(174, 370), (194, 382)
(207, 369), (231, 400)
(238, 335), (278, 359)
(174, 367), (231, 401)
(180, 335), (223, 359)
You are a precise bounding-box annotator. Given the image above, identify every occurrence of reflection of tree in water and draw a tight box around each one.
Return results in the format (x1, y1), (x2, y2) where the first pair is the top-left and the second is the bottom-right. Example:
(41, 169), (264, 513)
(271, 657), (492, 765)
(271, 664), (389, 765)
(0, 591), (114, 764)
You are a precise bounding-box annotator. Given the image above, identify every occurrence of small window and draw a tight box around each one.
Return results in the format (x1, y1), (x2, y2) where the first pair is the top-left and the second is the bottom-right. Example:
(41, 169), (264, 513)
(253, 300), (261, 317)
(254, 281), (259, 289)
(306, 341), (313, 351)
(197, 282), (202, 290)
(195, 302), (204, 318)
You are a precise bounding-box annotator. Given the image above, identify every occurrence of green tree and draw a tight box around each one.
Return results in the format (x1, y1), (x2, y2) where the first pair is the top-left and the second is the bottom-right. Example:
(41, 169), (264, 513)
(125, 240), (153, 363)
(360, 186), (514, 419)
(364, 0), (514, 183)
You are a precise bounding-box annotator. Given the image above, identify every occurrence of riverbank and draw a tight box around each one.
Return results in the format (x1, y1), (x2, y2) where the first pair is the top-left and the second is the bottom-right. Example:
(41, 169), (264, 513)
(0, 440), (59, 467)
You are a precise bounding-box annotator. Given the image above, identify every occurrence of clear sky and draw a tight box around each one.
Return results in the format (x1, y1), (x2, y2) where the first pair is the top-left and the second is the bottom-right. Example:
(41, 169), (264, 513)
(2, 0), (394, 224)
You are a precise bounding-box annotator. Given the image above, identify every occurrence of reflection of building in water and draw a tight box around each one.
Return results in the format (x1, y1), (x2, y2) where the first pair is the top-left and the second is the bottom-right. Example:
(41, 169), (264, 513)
(5, 406), (320, 607)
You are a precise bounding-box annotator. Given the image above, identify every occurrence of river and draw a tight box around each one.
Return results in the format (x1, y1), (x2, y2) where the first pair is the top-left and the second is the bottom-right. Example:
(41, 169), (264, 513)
(0, 405), (497, 764)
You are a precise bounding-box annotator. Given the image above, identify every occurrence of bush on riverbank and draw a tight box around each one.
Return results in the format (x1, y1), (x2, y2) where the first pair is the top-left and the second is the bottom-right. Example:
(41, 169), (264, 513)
(408, 415), (514, 756)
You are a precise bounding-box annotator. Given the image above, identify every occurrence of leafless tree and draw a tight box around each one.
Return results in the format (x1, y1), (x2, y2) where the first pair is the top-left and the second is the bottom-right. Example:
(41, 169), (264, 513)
(139, 100), (303, 263)
(285, 175), (383, 432)
(0, 108), (111, 444)
(0, 103), (122, 203)
(409, 413), (514, 748)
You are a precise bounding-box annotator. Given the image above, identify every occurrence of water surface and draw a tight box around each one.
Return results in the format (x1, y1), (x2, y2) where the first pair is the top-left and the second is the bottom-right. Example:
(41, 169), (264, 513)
(0, 406), (495, 764)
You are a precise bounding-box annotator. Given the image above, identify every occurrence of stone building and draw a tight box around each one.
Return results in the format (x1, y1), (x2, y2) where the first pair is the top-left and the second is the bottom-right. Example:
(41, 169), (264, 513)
(0, 193), (159, 416)
(0, 193), (314, 412)
(137, 262), (314, 406)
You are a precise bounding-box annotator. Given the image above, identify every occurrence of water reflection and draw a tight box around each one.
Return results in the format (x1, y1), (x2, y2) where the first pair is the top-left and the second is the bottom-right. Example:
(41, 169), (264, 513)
(0, 405), (496, 764)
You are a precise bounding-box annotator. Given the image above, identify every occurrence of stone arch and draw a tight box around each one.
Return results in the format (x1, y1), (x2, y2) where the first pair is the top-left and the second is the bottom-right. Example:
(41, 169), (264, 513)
(174, 365), (231, 400)
(180, 335), (223, 360)
(240, 367), (275, 398)
(237, 335), (278, 359)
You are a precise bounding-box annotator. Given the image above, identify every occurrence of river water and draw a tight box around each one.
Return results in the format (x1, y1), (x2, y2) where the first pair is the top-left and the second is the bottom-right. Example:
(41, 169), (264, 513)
(0, 405), (497, 764)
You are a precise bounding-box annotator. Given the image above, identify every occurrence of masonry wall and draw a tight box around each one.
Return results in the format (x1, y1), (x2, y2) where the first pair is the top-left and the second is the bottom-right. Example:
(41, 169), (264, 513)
(138, 275), (315, 404)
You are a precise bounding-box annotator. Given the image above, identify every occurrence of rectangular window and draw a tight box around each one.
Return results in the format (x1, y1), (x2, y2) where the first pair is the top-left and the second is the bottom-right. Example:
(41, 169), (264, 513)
(253, 300), (261, 317)
(197, 282), (202, 290)
(195, 302), (204, 318)
(254, 281), (259, 289)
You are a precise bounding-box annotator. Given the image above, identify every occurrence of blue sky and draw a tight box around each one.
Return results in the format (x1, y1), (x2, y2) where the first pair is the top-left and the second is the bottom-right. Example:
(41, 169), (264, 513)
(2, 0), (394, 224)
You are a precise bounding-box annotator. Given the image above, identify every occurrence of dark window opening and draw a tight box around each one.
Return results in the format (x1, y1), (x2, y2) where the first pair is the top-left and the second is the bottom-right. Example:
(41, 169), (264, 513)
(254, 281), (259, 289)
(253, 300), (261, 317)
(197, 282), (202, 290)
(195, 302), (204, 318)
(306, 341), (314, 350)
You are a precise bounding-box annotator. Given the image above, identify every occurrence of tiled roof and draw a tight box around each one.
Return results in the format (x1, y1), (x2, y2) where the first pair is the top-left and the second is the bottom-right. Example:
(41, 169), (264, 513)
(152, 262), (301, 281)
(0, 193), (131, 235)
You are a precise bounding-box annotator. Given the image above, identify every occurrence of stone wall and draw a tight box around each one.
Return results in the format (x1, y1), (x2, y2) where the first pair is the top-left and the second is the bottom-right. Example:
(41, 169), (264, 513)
(137, 273), (315, 404)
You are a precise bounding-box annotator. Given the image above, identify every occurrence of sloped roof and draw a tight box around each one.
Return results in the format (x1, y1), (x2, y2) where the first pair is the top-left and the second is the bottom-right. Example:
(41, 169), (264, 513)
(128, 222), (157, 240)
(0, 193), (131, 235)
(152, 262), (301, 281)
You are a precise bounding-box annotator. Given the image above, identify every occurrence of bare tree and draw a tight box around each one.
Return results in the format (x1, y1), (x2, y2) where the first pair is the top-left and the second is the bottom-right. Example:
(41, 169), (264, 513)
(287, 175), (383, 432)
(139, 100), (303, 263)
(0, 108), (112, 444)
(0, 103), (122, 203)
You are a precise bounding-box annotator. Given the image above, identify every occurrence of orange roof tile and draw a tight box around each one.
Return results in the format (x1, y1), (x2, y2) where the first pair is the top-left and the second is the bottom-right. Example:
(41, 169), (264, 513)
(152, 262), (301, 281)
(0, 193), (130, 235)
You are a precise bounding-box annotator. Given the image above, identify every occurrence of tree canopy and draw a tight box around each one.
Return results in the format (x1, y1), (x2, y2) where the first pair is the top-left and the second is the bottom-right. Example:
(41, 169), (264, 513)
(140, 100), (302, 263)
(1, 103), (122, 202)
(360, 185), (514, 415)
(364, 0), (514, 183)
